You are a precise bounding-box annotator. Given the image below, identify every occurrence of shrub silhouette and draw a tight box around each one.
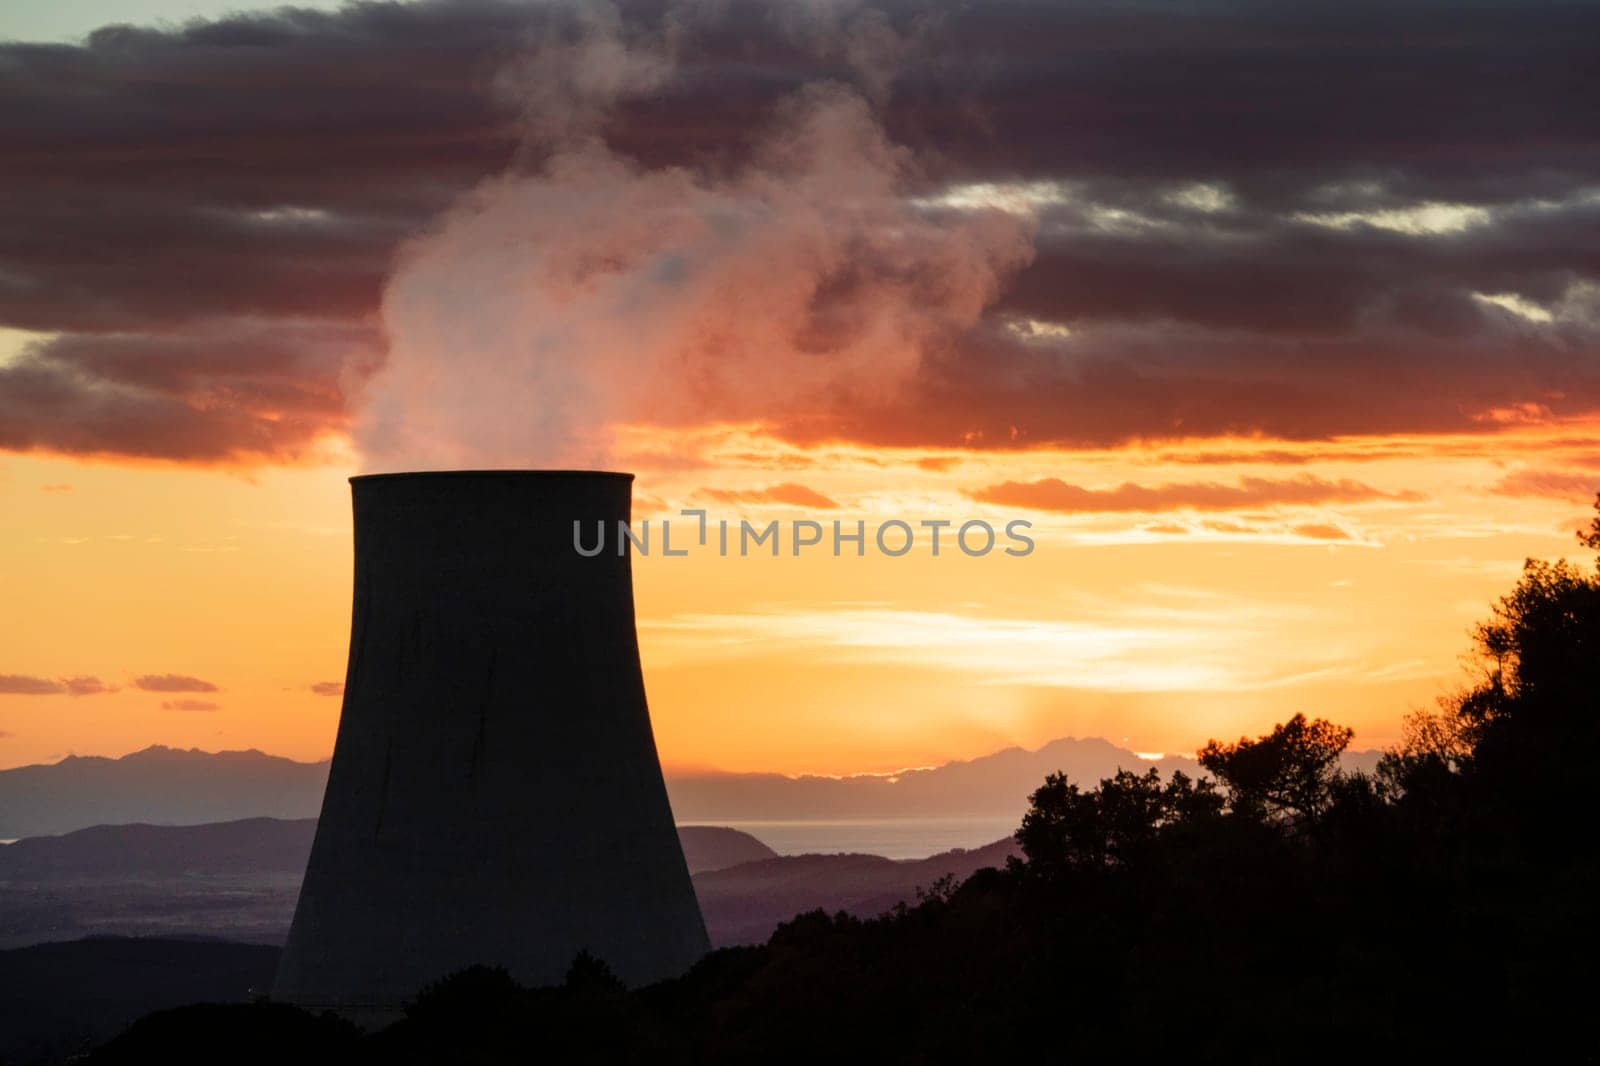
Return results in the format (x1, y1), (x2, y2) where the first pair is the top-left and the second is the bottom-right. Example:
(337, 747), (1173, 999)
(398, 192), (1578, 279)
(86, 1002), (357, 1065)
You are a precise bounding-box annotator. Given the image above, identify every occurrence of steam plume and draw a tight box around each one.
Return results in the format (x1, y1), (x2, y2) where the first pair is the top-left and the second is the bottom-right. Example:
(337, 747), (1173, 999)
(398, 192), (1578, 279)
(354, 3), (1034, 471)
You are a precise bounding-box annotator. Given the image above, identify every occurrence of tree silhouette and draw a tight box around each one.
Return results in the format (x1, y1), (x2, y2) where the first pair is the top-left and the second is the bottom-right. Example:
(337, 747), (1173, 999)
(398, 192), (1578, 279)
(1016, 767), (1221, 873)
(1198, 713), (1353, 822)
(564, 951), (625, 996)
(1579, 491), (1600, 558)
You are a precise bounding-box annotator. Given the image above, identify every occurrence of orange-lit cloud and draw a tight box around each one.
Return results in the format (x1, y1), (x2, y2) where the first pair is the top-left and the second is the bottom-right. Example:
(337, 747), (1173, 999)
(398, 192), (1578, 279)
(723, 452), (817, 471)
(1492, 469), (1600, 500)
(1290, 523), (1353, 541)
(966, 475), (1419, 513)
(703, 483), (841, 509)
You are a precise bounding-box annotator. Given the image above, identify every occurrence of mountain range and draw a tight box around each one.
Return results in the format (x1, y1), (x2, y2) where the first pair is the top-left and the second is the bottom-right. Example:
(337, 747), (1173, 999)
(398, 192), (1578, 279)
(0, 747), (327, 839)
(0, 737), (1385, 840)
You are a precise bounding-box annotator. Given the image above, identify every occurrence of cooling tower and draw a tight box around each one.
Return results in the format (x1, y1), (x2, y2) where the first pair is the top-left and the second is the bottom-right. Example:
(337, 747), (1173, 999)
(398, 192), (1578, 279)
(274, 470), (709, 1014)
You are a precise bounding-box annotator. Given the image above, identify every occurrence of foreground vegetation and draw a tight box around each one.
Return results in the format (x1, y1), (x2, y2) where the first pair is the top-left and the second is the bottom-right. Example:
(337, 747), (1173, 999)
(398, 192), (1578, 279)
(88, 513), (1600, 1064)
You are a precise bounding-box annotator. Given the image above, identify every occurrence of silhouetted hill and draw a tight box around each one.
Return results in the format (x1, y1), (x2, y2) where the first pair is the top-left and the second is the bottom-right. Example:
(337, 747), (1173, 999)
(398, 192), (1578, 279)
(674, 825), (779, 873)
(0, 747), (330, 839)
(0, 818), (317, 879)
(0, 815), (1005, 951)
(0, 818), (774, 882)
(0, 820), (782, 950)
(0, 819), (312, 950)
(0, 937), (277, 1065)
(0, 739), (1384, 839)
(694, 837), (1021, 946)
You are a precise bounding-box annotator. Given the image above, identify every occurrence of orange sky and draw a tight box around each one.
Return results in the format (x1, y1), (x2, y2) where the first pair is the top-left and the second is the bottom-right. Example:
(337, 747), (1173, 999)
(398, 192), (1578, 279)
(3, 419), (1594, 773)
(5, 0), (1598, 778)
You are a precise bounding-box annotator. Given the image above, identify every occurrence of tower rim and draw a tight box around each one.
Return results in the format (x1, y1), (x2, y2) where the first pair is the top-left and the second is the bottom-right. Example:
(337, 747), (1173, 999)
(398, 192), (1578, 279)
(350, 469), (634, 484)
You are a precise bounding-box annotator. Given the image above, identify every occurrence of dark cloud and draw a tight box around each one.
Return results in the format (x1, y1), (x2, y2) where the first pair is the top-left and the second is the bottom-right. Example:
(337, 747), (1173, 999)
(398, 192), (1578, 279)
(967, 475), (1417, 514)
(1001, 199), (1600, 337)
(310, 681), (344, 697)
(0, 319), (370, 463)
(161, 699), (221, 712)
(0, 673), (113, 695)
(0, 674), (64, 695)
(132, 673), (219, 693)
(778, 310), (1600, 450)
(60, 676), (112, 696)
(703, 483), (842, 509)
(1, 0), (1597, 460)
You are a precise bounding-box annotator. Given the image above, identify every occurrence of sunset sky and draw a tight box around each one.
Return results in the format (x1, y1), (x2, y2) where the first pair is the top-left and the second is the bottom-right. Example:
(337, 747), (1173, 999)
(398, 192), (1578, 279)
(2, 0), (1597, 773)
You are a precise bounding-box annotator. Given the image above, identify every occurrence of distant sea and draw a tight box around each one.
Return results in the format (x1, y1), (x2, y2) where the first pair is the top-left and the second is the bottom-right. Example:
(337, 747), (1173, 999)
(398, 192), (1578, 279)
(686, 817), (1019, 860)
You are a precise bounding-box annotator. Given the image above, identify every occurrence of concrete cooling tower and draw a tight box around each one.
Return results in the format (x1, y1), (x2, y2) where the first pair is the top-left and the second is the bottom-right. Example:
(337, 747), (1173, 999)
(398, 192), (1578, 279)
(274, 470), (709, 1014)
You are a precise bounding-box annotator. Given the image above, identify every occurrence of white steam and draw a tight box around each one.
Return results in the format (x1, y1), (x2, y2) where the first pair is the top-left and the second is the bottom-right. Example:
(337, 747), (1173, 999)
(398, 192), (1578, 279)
(354, 4), (1034, 471)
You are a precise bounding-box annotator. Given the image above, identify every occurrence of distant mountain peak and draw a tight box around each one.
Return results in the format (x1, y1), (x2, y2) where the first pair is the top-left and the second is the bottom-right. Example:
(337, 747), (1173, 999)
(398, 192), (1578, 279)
(122, 744), (297, 763)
